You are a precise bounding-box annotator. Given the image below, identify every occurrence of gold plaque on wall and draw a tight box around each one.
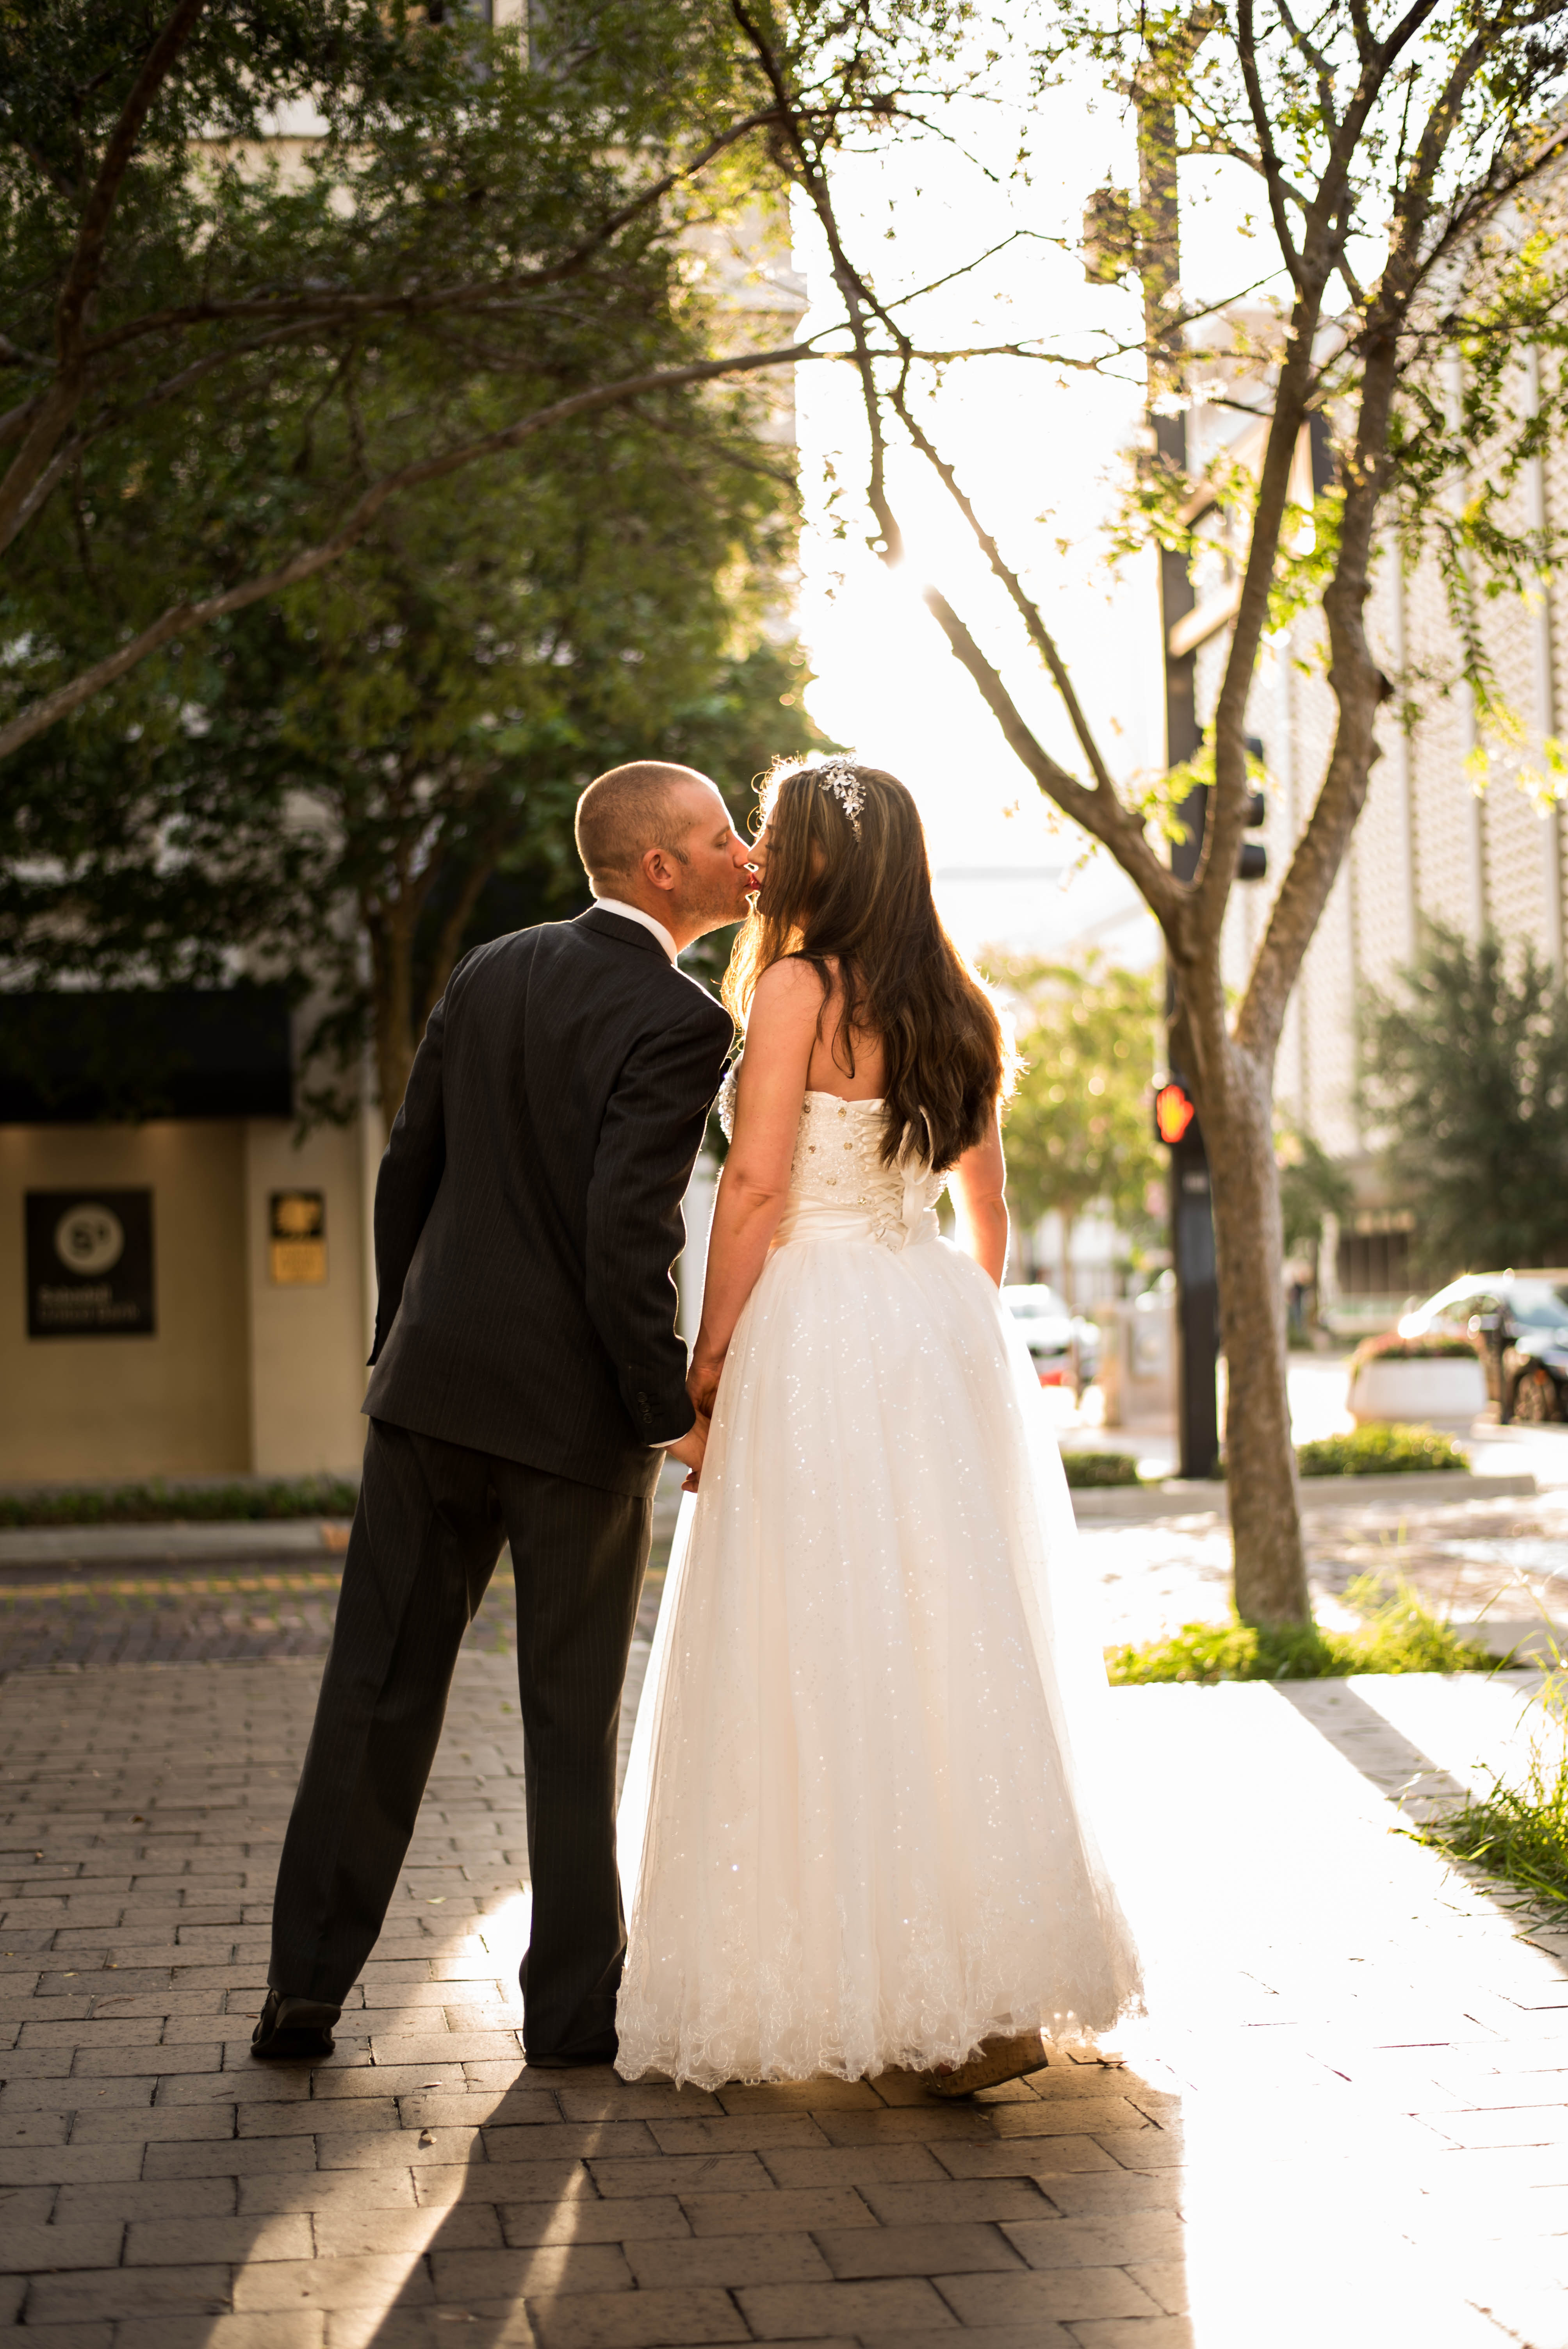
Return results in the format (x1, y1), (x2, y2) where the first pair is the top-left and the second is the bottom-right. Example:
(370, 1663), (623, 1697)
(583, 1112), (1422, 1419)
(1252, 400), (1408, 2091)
(269, 1190), (327, 1285)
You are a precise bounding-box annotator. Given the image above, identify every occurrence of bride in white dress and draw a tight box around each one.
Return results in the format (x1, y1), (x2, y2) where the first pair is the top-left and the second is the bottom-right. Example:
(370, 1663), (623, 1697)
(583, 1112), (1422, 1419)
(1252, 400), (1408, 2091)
(615, 758), (1142, 2092)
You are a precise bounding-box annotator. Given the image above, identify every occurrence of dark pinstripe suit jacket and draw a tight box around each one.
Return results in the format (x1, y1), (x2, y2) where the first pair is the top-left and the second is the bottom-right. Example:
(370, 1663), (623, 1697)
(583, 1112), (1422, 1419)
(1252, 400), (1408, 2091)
(363, 907), (734, 1499)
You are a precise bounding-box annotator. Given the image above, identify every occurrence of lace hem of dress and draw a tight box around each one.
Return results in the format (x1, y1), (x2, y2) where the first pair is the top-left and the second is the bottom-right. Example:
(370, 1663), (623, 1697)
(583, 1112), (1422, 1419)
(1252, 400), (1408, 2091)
(615, 1977), (1147, 2091)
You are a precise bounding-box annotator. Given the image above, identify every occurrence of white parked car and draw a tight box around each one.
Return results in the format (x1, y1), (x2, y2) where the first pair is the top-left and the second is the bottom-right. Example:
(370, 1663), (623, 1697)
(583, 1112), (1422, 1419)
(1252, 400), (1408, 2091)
(1003, 1284), (1101, 1388)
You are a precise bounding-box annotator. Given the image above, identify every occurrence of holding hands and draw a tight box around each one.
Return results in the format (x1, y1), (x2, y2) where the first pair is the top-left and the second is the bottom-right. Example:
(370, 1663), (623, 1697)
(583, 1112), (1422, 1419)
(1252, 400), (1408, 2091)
(666, 1411), (710, 1493)
(665, 1349), (725, 1492)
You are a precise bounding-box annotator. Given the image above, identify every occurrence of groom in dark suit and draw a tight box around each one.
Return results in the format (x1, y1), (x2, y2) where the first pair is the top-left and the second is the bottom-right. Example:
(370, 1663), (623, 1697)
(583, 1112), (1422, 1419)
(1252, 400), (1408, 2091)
(255, 763), (752, 2067)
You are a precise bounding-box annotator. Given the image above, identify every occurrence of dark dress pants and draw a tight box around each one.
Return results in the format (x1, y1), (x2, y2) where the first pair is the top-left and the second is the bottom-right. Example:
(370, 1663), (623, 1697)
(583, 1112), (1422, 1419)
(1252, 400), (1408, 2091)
(267, 1417), (652, 2060)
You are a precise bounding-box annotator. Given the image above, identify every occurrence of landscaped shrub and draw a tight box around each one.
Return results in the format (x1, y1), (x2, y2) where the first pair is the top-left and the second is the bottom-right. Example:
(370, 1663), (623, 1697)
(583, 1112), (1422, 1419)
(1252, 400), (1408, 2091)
(1105, 1574), (1493, 1684)
(0, 1476), (358, 1528)
(1061, 1451), (1142, 1489)
(1296, 1423), (1468, 1477)
(1351, 1329), (1481, 1367)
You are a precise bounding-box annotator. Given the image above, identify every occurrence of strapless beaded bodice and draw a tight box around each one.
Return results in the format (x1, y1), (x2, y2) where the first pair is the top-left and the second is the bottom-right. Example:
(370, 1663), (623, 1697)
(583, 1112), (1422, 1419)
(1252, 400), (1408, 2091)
(717, 1064), (945, 1251)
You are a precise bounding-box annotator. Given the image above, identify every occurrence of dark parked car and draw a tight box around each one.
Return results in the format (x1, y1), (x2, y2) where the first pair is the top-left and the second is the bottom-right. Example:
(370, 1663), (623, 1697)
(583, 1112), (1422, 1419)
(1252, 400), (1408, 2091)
(1400, 1269), (1568, 1422)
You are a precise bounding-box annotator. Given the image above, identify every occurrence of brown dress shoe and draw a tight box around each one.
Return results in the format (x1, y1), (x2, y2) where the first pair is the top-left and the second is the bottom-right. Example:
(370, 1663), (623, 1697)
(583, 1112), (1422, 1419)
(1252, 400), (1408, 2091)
(925, 2030), (1047, 2099)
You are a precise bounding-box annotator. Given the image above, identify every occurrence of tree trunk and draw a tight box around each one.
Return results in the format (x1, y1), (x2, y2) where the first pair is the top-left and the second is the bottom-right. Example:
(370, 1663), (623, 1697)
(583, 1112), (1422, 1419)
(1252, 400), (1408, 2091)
(367, 913), (419, 1131)
(1202, 1036), (1309, 1625)
(376, 1020), (415, 1134)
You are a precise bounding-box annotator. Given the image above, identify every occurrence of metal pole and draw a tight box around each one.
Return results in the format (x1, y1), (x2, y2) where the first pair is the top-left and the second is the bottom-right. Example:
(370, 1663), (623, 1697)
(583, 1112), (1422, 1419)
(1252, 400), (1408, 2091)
(1139, 84), (1221, 1480)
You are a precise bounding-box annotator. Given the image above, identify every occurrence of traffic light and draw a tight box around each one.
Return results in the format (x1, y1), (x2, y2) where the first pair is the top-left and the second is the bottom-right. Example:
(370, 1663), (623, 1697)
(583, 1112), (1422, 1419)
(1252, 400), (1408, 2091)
(1154, 1077), (1197, 1147)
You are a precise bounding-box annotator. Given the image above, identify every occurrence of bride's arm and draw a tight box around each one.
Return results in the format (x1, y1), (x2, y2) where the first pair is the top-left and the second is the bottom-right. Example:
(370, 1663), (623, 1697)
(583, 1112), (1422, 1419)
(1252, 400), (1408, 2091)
(949, 1110), (1009, 1286)
(688, 959), (820, 1413)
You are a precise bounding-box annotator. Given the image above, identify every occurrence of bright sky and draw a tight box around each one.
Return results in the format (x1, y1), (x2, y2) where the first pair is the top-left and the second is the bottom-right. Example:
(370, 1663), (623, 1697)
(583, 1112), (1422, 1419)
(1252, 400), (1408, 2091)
(786, 52), (1271, 971)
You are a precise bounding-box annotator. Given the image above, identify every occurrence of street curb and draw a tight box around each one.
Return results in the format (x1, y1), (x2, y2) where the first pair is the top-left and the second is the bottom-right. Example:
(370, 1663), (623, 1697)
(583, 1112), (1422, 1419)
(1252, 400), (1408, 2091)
(0, 1520), (351, 1571)
(0, 1467), (1538, 1564)
(1070, 1469), (1538, 1521)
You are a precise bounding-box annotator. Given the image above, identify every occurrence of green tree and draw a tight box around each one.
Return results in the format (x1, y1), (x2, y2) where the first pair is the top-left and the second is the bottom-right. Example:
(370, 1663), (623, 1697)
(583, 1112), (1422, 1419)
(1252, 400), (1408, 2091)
(0, 0), (921, 757)
(996, 956), (1162, 1302)
(0, 2), (836, 1120)
(736, 0), (1568, 1623)
(1363, 929), (1568, 1281)
(1275, 1125), (1353, 1264)
(0, 399), (809, 1119)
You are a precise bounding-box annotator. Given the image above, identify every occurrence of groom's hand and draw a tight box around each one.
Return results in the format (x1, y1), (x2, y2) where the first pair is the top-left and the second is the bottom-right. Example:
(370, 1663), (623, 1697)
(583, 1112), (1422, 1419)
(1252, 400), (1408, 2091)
(666, 1414), (709, 1492)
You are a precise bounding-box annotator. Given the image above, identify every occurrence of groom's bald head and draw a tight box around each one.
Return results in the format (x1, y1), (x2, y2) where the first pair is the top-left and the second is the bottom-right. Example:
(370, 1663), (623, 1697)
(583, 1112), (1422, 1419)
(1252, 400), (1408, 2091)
(575, 761), (715, 893)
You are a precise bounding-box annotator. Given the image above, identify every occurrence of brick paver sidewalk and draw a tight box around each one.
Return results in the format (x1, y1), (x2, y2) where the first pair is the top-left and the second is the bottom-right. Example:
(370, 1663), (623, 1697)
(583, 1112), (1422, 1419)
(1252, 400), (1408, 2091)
(1, 1646), (1566, 2347)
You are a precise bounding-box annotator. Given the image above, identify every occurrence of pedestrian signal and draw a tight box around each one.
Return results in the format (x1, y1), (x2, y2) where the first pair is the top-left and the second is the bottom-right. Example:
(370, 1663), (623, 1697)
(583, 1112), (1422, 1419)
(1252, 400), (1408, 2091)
(1154, 1080), (1197, 1146)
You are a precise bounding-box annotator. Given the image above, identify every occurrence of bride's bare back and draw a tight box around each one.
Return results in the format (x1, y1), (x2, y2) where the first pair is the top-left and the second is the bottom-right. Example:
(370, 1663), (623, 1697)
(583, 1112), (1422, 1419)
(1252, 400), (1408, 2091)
(803, 955), (886, 1101)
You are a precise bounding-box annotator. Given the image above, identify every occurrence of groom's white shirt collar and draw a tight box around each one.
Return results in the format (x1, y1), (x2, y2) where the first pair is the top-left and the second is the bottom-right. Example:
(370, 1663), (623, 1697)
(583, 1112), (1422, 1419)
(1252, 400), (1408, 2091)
(591, 896), (678, 965)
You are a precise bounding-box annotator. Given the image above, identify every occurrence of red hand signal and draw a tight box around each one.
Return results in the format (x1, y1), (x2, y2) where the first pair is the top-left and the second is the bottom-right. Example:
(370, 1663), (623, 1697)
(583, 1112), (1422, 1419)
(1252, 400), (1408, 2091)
(1155, 1080), (1196, 1146)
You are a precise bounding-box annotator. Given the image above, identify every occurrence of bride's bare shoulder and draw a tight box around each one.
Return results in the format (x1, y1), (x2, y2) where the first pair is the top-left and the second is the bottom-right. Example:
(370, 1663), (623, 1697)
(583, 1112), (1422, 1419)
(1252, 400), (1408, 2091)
(750, 955), (829, 1017)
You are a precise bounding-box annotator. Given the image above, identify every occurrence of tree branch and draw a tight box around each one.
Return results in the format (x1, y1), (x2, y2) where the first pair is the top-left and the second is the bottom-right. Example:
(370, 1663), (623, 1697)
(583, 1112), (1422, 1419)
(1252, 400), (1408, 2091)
(1192, 0), (1455, 955)
(886, 380), (1119, 796)
(0, 0), (208, 554)
(730, 0), (1181, 924)
(423, 827), (506, 1023)
(1236, 353), (1401, 1060)
(76, 105), (788, 369)
(1231, 7), (1537, 1052)
(914, 578), (1184, 927)
(0, 338), (815, 765)
(1236, 0), (1306, 285)
(1271, 0), (1340, 134)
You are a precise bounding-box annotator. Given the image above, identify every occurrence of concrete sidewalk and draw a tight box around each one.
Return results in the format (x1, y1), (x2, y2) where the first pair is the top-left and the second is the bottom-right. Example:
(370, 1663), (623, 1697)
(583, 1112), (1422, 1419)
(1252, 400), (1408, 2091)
(1, 1646), (1566, 2348)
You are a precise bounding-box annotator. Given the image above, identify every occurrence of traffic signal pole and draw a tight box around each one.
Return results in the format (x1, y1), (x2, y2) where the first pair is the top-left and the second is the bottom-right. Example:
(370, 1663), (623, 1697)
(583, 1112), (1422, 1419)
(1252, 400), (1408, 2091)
(1088, 55), (1265, 1477)
(1159, 462), (1221, 1480)
(1138, 89), (1222, 1482)
(1165, 805), (1221, 1482)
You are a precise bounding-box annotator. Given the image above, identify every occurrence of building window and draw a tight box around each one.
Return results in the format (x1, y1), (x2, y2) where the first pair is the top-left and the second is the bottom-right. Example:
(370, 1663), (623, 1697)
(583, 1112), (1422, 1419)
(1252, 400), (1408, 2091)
(1336, 1225), (1412, 1298)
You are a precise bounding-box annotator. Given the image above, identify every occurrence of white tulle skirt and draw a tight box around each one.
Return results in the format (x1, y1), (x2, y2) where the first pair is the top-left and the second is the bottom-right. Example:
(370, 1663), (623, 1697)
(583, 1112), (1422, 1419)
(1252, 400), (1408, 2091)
(615, 1208), (1143, 2088)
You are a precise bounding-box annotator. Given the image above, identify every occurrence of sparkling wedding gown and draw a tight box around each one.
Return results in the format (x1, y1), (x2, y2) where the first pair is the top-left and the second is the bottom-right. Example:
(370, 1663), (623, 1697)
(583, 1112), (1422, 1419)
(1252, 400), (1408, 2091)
(615, 1084), (1143, 2088)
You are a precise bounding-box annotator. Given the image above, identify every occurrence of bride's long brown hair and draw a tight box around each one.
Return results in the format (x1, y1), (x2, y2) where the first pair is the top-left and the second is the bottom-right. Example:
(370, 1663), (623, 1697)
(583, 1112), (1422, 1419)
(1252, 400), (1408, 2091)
(723, 761), (1014, 1171)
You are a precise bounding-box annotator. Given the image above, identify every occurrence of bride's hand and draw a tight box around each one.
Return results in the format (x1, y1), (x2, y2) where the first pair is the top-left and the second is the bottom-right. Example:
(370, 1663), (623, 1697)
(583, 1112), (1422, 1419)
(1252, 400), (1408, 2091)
(687, 1351), (724, 1419)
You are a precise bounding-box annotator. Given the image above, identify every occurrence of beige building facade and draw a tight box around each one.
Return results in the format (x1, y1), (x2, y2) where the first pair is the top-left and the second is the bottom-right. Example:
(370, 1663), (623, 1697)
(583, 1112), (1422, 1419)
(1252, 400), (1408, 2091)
(0, 1081), (376, 1487)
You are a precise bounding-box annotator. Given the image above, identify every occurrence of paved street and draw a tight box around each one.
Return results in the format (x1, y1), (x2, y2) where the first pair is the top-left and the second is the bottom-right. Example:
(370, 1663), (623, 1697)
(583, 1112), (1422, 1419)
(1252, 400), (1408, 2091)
(5, 1480), (1566, 1676)
(1, 1638), (1567, 2346)
(3, 1390), (1568, 2345)
(5, 1392), (1568, 1676)
(1081, 1475), (1568, 1650)
(1061, 1369), (1568, 1649)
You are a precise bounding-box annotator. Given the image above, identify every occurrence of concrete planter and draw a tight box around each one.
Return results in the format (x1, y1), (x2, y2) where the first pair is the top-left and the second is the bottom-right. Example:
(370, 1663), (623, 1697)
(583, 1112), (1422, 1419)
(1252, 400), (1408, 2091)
(1348, 1355), (1487, 1427)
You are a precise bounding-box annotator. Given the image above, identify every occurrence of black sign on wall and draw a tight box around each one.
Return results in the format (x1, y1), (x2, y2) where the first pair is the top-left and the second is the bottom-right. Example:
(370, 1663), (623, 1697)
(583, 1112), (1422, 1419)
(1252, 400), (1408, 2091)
(25, 1190), (156, 1338)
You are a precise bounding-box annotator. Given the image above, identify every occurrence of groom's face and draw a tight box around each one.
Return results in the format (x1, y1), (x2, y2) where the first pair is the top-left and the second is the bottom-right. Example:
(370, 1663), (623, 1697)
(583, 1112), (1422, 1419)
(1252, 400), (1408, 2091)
(663, 780), (759, 932)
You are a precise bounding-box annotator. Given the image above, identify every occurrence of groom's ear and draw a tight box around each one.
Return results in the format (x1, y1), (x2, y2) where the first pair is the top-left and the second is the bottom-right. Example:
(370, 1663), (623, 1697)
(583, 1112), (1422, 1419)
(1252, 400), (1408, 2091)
(641, 840), (686, 896)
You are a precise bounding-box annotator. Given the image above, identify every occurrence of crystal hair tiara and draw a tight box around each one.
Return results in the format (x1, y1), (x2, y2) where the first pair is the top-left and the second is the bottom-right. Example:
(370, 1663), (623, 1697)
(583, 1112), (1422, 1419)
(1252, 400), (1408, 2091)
(764, 751), (866, 839)
(813, 756), (864, 839)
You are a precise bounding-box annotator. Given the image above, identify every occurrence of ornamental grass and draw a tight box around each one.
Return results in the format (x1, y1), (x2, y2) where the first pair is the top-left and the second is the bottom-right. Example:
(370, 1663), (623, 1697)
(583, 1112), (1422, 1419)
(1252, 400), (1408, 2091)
(1106, 1573), (1493, 1684)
